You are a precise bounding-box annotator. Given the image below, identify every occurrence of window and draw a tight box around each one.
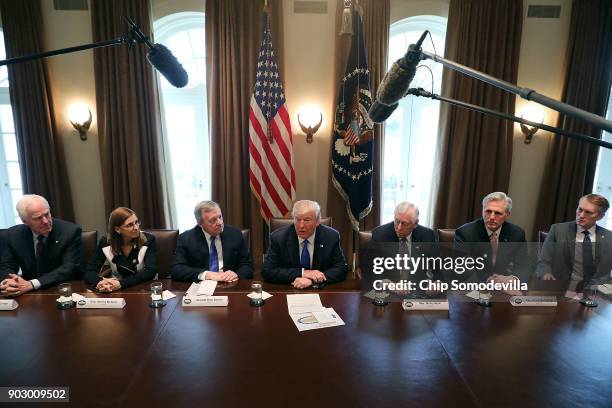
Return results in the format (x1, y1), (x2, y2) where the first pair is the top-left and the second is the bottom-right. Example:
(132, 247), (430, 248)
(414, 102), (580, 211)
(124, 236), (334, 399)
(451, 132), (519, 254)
(381, 16), (447, 225)
(592, 85), (612, 229)
(0, 31), (23, 227)
(154, 13), (209, 231)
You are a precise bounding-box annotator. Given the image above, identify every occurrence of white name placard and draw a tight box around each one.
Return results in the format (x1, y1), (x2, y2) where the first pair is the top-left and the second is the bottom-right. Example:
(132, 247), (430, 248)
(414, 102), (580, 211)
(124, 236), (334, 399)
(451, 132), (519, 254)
(402, 299), (449, 311)
(76, 298), (126, 309)
(182, 295), (228, 307)
(509, 296), (557, 307)
(0, 299), (18, 310)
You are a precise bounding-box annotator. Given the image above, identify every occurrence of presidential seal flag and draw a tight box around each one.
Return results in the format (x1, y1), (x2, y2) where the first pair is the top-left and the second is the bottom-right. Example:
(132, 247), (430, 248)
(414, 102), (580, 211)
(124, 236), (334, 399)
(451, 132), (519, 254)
(332, 8), (374, 230)
(249, 11), (296, 223)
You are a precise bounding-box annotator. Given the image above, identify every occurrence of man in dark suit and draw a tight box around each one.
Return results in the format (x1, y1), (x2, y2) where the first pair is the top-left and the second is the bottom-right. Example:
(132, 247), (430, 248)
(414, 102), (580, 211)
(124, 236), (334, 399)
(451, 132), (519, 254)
(369, 202), (438, 283)
(262, 200), (347, 289)
(0, 194), (82, 297)
(171, 200), (252, 282)
(537, 194), (612, 292)
(454, 192), (530, 284)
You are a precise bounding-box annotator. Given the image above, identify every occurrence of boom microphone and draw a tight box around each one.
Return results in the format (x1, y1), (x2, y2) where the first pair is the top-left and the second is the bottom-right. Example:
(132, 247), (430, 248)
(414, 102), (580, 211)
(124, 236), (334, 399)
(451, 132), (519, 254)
(146, 44), (189, 88)
(368, 30), (428, 123)
(125, 17), (189, 88)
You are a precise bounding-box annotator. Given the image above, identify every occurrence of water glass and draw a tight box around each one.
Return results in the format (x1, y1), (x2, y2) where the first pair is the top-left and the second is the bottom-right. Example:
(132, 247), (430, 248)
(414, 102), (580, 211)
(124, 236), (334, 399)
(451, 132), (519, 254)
(150, 281), (166, 308)
(250, 281), (264, 306)
(58, 283), (74, 309)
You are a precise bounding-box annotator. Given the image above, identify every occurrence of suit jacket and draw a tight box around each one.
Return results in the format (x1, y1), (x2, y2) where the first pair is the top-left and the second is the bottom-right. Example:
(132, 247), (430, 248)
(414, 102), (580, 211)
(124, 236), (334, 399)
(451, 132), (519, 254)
(368, 222), (439, 282)
(84, 232), (157, 289)
(262, 224), (348, 284)
(454, 218), (531, 282)
(171, 225), (252, 282)
(536, 221), (612, 283)
(0, 218), (82, 288)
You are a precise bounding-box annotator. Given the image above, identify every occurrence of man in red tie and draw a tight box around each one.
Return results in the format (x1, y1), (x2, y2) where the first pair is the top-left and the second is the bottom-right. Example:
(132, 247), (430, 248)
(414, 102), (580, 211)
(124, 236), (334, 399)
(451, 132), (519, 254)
(454, 192), (530, 285)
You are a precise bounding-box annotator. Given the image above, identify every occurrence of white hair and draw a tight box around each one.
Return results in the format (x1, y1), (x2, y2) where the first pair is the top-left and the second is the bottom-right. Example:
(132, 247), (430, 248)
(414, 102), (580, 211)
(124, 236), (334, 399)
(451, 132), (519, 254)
(16, 194), (50, 221)
(194, 200), (221, 222)
(292, 200), (321, 221)
(482, 192), (512, 213)
(394, 201), (419, 222)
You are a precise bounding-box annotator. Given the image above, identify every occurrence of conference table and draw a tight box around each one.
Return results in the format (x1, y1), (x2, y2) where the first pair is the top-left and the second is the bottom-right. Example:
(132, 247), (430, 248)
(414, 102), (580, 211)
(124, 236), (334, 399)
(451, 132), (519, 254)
(1, 279), (612, 407)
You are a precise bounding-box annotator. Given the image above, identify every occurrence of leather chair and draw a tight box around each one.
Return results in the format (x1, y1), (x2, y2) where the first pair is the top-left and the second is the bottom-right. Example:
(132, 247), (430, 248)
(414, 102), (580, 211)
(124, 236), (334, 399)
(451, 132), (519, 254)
(144, 229), (179, 279)
(269, 217), (332, 234)
(81, 230), (98, 267)
(0, 228), (8, 257)
(355, 231), (372, 279)
(437, 228), (456, 243)
(241, 229), (251, 249)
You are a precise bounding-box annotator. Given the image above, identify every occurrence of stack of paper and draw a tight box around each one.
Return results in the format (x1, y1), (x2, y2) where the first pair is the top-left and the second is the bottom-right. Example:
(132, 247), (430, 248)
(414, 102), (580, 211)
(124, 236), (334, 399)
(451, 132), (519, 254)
(185, 281), (217, 297)
(286, 294), (344, 332)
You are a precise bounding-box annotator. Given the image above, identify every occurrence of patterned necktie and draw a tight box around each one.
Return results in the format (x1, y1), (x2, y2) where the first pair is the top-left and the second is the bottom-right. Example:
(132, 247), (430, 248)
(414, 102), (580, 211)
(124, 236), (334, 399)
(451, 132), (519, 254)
(209, 236), (219, 272)
(399, 237), (410, 256)
(582, 230), (594, 282)
(36, 235), (46, 276)
(300, 240), (310, 269)
(490, 232), (498, 266)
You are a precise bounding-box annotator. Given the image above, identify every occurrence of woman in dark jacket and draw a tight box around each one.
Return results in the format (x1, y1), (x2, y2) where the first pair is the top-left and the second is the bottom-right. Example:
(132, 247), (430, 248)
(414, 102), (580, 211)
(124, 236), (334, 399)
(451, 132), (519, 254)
(85, 207), (156, 292)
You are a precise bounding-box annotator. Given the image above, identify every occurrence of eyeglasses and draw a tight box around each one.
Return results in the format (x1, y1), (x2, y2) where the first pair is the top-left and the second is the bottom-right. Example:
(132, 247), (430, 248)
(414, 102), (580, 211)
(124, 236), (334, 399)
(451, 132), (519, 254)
(121, 220), (140, 229)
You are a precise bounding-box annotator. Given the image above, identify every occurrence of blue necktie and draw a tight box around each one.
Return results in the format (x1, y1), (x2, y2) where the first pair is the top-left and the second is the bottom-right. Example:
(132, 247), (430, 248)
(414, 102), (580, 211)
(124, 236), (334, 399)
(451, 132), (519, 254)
(209, 236), (219, 272)
(300, 240), (310, 269)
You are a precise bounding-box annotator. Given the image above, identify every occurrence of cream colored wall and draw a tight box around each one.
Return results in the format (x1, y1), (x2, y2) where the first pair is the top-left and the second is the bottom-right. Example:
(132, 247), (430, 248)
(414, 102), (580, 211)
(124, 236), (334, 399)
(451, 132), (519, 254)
(509, 0), (573, 238)
(40, 1), (106, 233)
(283, 0), (336, 211)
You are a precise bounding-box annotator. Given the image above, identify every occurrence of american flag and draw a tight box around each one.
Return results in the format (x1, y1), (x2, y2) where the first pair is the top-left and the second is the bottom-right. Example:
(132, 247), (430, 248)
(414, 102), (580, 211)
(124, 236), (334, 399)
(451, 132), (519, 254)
(249, 11), (296, 223)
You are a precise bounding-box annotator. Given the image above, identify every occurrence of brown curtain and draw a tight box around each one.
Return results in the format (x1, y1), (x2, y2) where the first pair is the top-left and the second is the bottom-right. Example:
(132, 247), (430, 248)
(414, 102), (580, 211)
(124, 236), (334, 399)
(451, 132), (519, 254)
(205, 0), (284, 272)
(91, 0), (168, 229)
(432, 0), (523, 229)
(324, 0), (389, 272)
(0, 0), (75, 221)
(533, 0), (612, 236)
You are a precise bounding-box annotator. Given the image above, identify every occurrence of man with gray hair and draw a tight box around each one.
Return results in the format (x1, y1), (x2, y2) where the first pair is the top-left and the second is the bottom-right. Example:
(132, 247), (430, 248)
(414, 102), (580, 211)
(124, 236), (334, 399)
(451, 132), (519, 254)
(454, 192), (530, 283)
(171, 200), (252, 282)
(263, 200), (347, 289)
(0, 194), (82, 297)
(372, 202), (436, 244)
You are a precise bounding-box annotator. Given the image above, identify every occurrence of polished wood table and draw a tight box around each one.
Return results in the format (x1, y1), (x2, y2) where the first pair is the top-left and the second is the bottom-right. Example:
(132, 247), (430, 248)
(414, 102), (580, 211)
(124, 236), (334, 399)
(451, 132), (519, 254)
(1, 281), (612, 407)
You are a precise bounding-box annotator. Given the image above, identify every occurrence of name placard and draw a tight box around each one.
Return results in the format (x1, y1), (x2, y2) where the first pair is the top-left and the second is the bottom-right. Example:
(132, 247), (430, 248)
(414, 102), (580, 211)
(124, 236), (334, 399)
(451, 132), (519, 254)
(0, 299), (18, 311)
(510, 296), (557, 307)
(76, 298), (126, 309)
(402, 299), (449, 310)
(182, 296), (229, 307)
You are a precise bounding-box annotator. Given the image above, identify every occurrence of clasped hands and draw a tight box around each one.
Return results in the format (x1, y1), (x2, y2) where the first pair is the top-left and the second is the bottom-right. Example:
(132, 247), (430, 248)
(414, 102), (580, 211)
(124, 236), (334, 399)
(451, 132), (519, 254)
(207, 270), (239, 283)
(96, 277), (121, 292)
(292, 269), (326, 289)
(0, 274), (33, 297)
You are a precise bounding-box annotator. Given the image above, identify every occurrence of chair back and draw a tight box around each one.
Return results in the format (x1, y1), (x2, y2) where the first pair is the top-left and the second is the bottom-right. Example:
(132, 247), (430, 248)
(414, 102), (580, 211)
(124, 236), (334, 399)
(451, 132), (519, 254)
(437, 228), (456, 243)
(144, 229), (179, 279)
(81, 230), (98, 267)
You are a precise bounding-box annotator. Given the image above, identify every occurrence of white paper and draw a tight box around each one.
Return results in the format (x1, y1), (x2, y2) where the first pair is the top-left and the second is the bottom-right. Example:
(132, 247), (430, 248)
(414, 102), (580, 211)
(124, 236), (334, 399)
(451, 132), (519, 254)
(0, 299), (18, 310)
(162, 290), (176, 300)
(186, 281), (217, 297)
(286, 294), (324, 314)
(56, 293), (85, 303)
(598, 284), (612, 295)
(247, 290), (272, 300)
(289, 307), (345, 332)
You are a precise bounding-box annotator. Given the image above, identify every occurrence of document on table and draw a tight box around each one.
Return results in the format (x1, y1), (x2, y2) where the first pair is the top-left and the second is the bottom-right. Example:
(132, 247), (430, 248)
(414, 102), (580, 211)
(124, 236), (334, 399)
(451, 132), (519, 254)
(185, 281), (217, 297)
(598, 284), (612, 295)
(286, 294), (345, 332)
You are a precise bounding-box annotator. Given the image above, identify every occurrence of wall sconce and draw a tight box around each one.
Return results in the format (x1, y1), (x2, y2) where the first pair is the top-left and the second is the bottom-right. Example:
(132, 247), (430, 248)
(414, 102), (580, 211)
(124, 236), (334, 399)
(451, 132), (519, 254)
(297, 108), (323, 144)
(68, 103), (93, 141)
(518, 107), (545, 144)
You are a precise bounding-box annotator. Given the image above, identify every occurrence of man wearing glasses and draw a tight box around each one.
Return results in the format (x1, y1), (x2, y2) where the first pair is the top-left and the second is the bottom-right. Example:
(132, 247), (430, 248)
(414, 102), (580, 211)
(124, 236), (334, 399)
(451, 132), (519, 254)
(0, 194), (82, 297)
(171, 200), (252, 282)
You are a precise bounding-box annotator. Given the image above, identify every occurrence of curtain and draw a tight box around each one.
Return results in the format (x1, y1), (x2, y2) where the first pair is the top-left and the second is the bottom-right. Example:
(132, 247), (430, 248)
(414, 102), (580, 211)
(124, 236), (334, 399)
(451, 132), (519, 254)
(0, 0), (75, 221)
(533, 0), (612, 235)
(91, 0), (169, 229)
(432, 0), (523, 229)
(205, 0), (284, 271)
(325, 0), (390, 273)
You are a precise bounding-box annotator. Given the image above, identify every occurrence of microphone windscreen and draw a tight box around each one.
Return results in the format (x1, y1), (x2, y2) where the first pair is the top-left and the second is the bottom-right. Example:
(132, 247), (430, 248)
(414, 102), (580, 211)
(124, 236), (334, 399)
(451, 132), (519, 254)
(377, 61), (417, 107)
(368, 100), (399, 123)
(147, 44), (189, 88)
